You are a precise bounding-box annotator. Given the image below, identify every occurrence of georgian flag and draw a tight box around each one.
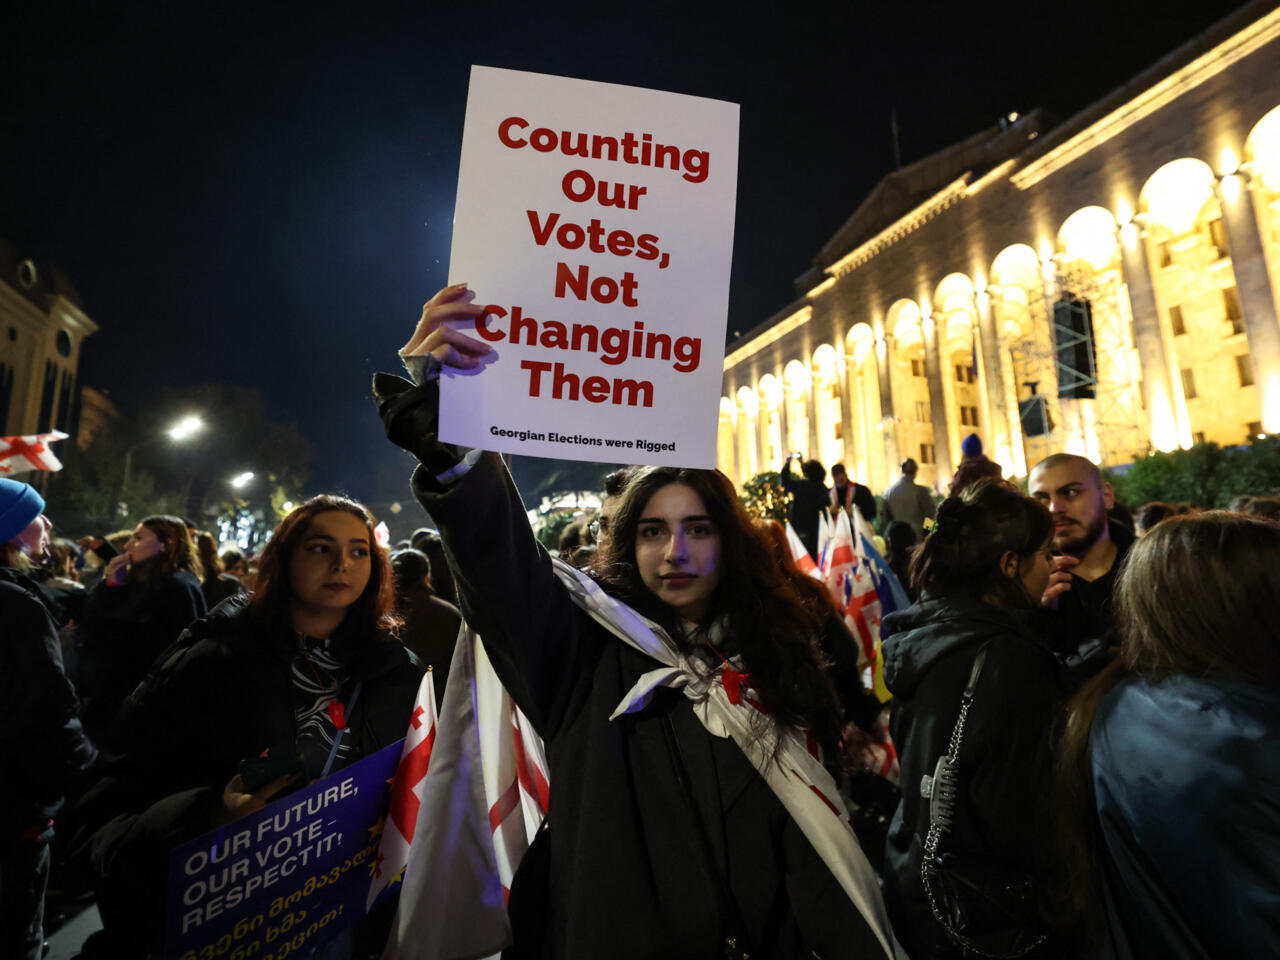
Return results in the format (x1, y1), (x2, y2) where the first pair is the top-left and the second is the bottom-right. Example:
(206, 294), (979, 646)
(367, 671), (439, 910)
(823, 508), (857, 597)
(815, 510), (833, 576)
(383, 631), (550, 960)
(849, 508), (911, 704)
(784, 521), (822, 580)
(822, 509), (880, 676)
(851, 508), (910, 613)
(0, 431), (68, 474)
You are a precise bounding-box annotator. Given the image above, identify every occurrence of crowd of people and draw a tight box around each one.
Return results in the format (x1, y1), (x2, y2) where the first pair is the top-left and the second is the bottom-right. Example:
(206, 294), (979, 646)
(0, 283), (1276, 958)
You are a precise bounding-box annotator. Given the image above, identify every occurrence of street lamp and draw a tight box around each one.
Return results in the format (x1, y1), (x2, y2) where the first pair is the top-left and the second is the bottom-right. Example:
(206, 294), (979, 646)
(167, 416), (204, 442)
(230, 471), (255, 489)
(116, 415), (206, 519)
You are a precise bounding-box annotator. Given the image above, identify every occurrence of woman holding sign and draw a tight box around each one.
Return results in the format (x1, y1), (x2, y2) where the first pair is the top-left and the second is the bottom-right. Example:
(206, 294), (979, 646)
(372, 284), (898, 959)
(74, 496), (421, 959)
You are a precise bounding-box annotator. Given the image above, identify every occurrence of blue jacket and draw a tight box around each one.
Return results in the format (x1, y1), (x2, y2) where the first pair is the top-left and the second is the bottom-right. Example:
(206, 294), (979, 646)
(1091, 673), (1280, 957)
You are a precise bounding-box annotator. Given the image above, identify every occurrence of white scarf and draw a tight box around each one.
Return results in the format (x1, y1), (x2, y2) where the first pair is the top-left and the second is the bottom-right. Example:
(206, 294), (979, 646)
(551, 558), (899, 960)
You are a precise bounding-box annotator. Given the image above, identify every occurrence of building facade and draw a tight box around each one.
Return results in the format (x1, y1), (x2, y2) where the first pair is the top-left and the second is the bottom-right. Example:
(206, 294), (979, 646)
(0, 239), (98, 440)
(719, 4), (1280, 494)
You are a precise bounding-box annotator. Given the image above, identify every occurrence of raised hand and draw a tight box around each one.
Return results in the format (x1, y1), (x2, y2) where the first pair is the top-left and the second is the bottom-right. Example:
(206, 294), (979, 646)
(403, 284), (493, 370)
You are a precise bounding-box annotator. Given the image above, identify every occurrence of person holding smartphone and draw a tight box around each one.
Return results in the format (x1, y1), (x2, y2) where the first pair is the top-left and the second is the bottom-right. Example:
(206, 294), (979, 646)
(780, 451), (830, 560)
(74, 497), (421, 959)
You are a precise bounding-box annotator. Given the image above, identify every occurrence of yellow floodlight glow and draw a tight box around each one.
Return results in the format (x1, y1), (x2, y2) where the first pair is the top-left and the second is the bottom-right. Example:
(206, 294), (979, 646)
(1115, 199), (1133, 225)
(1060, 206), (1119, 272)
(1249, 106), (1280, 192)
(1141, 158), (1215, 236)
(1220, 172), (1242, 203)
(1263, 375), (1280, 434)
(1219, 146), (1240, 176)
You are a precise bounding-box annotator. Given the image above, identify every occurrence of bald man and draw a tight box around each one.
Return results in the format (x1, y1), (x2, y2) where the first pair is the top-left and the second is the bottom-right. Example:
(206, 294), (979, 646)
(1029, 453), (1135, 682)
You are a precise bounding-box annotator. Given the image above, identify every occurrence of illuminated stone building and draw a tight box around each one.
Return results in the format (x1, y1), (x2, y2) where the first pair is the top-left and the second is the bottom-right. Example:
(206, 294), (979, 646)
(0, 238), (98, 439)
(718, 4), (1280, 493)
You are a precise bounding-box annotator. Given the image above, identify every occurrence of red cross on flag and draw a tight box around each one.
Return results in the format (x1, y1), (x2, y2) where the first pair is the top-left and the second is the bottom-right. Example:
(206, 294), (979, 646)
(0, 431), (69, 475)
(367, 670), (439, 910)
(784, 521), (822, 580)
(823, 508), (857, 598)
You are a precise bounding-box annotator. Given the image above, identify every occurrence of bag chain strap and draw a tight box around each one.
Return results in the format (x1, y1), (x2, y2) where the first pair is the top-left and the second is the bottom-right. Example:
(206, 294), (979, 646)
(919, 643), (1048, 958)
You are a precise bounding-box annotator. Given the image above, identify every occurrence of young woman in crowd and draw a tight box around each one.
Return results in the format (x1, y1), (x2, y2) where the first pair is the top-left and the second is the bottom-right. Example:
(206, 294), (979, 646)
(193, 529), (245, 608)
(76, 515), (207, 743)
(753, 518), (900, 868)
(880, 478), (1070, 959)
(752, 518), (885, 735)
(1057, 512), (1280, 957)
(370, 284), (898, 960)
(74, 496), (421, 958)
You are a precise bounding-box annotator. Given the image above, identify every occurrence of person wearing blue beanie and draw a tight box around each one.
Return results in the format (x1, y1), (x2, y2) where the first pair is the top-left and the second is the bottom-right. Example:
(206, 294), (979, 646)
(0, 478), (47, 556)
(1, 477), (97, 960)
(952, 433), (1002, 495)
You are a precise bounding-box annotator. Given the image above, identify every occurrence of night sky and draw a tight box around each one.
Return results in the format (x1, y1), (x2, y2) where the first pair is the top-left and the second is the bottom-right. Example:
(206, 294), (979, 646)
(2, 1), (1238, 521)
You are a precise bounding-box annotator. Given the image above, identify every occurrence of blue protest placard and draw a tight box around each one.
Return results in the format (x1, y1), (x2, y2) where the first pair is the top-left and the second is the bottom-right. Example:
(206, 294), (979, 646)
(164, 740), (402, 960)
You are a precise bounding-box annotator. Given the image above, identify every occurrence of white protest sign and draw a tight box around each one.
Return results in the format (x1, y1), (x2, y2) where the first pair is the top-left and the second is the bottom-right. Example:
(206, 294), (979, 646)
(441, 65), (739, 467)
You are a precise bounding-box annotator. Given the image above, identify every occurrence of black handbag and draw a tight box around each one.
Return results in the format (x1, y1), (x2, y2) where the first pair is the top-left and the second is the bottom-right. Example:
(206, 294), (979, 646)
(918, 644), (1049, 958)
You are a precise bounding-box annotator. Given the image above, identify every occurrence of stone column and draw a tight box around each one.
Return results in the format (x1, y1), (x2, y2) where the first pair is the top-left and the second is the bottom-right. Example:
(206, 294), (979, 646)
(876, 336), (900, 487)
(837, 355), (855, 467)
(751, 397), (765, 477)
(1218, 174), (1280, 433)
(806, 376), (821, 462)
(777, 373), (792, 463)
(923, 317), (955, 480)
(974, 292), (1012, 468)
(1118, 225), (1182, 451)
(728, 408), (741, 485)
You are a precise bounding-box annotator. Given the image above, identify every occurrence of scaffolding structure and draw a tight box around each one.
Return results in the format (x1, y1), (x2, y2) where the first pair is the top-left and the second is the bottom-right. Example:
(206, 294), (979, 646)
(1004, 260), (1151, 469)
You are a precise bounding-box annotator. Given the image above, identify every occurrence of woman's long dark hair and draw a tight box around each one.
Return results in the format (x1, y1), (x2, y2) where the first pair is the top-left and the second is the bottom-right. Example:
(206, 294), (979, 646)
(250, 495), (398, 639)
(1053, 511), (1280, 934)
(908, 478), (1051, 608)
(596, 466), (843, 764)
(193, 530), (223, 581)
(136, 515), (203, 582)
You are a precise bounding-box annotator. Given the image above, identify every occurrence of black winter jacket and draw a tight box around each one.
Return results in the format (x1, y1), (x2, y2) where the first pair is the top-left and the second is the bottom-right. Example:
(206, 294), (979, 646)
(0, 567), (96, 839)
(75, 595), (421, 955)
(780, 459), (830, 558)
(77, 568), (208, 742)
(411, 451), (884, 960)
(880, 595), (1068, 959)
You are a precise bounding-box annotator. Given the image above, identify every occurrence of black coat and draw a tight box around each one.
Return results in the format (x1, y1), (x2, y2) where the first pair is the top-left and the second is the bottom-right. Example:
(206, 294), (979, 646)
(780, 459), (829, 558)
(880, 595), (1068, 959)
(75, 595), (421, 955)
(0, 568), (96, 838)
(1032, 520), (1135, 687)
(76, 568), (208, 742)
(396, 582), (461, 704)
(412, 451), (883, 960)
